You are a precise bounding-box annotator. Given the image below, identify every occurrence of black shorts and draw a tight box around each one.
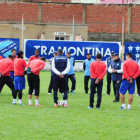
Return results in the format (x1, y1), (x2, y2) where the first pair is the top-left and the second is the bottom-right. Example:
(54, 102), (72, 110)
(27, 73), (40, 96)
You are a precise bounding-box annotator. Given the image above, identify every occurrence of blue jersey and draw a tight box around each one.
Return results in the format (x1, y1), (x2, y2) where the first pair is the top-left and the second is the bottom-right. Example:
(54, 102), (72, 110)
(67, 57), (75, 75)
(84, 58), (95, 76)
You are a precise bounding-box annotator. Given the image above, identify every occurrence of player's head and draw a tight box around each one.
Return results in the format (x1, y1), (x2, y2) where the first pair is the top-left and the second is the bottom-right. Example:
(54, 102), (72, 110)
(57, 49), (63, 55)
(53, 51), (58, 57)
(8, 55), (13, 60)
(126, 52), (132, 60)
(11, 49), (16, 57)
(111, 51), (114, 58)
(35, 49), (39, 57)
(40, 57), (46, 62)
(113, 53), (119, 61)
(86, 53), (91, 59)
(96, 53), (102, 60)
(66, 51), (71, 58)
(17, 51), (23, 58)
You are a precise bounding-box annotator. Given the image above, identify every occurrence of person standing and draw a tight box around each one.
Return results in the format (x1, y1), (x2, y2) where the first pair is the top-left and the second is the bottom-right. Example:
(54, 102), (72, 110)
(10, 49), (17, 81)
(66, 51), (76, 94)
(12, 51), (26, 105)
(27, 57), (46, 107)
(83, 53), (95, 94)
(29, 49), (40, 62)
(48, 51), (57, 94)
(106, 51), (114, 95)
(88, 53), (106, 109)
(108, 53), (123, 102)
(119, 52), (140, 110)
(52, 49), (70, 107)
(0, 55), (15, 96)
(136, 59), (140, 96)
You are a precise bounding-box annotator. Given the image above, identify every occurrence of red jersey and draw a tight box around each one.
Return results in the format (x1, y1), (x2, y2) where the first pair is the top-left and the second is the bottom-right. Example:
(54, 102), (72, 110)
(11, 56), (17, 71)
(90, 60), (106, 80)
(0, 55), (3, 60)
(0, 58), (14, 76)
(28, 59), (45, 75)
(14, 58), (26, 76)
(122, 60), (140, 80)
(29, 55), (40, 62)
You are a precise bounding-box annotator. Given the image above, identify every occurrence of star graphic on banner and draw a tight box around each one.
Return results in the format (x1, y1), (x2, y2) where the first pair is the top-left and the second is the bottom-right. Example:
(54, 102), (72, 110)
(135, 53), (140, 58)
(128, 45), (133, 51)
(135, 45), (140, 52)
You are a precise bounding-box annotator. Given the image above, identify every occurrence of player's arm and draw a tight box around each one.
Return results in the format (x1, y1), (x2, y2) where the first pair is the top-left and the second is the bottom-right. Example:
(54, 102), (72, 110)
(123, 63), (130, 80)
(116, 62), (123, 73)
(2, 62), (13, 75)
(90, 62), (93, 75)
(98, 64), (107, 80)
(133, 64), (140, 79)
(32, 62), (45, 73)
(108, 65), (113, 73)
(52, 58), (61, 75)
(61, 59), (70, 75)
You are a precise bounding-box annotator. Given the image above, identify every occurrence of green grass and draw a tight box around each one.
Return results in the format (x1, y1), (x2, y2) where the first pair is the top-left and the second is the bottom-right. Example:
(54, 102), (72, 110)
(0, 72), (140, 140)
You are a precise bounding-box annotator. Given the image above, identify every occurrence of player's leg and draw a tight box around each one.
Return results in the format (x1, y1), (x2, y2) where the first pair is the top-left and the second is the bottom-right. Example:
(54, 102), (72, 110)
(0, 76), (6, 93)
(48, 76), (53, 94)
(84, 76), (90, 94)
(113, 81), (117, 102)
(115, 80), (121, 102)
(12, 76), (18, 104)
(136, 75), (140, 96)
(96, 80), (103, 109)
(53, 75), (59, 107)
(106, 73), (111, 95)
(70, 74), (76, 94)
(27, 74), (34, 106)
(67, 75), (70, 93)
(89, 79), (96, 109)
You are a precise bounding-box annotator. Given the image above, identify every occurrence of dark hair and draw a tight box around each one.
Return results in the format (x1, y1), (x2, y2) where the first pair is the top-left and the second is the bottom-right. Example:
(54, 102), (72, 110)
(126, 52), (132, 58)
(8, 55), (13, 59)
(11, 49), (16, 52)
(40, 57), (46, 62)
(35, 49), (39, 52)
(96, 53), (102, 59)
(17, 51), (23, 58)
(57, 49), (63, 55)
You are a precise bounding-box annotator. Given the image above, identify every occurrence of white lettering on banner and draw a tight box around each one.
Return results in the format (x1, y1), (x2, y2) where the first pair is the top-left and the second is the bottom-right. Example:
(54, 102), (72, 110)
(77, 47), (84, 56)
(68, 47), (76, 56)
(63, 47), (67, 54)
(96, 48), (103, 55)
(104, 48), (111, 57)
(41, 46), (47, 55)
(48, 46), (55, 55)
(34, 46), (40, 49)
(86, 47), (92, 53)
(92, 48), (95, 56)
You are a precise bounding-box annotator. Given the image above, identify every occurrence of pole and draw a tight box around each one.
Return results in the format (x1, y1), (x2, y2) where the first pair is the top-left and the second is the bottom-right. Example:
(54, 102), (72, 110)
(122, 16), (124, 60)
(72, 15), (75, 41)
(21, 13), (24, 51)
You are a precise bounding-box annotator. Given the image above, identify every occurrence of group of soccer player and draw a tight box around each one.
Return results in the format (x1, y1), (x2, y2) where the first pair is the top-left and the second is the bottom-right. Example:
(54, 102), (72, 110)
(0, 48), (140, 110)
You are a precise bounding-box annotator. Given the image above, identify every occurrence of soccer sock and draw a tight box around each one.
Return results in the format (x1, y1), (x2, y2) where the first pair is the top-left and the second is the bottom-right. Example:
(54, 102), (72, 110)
(128, 104), (131, 109)
(13, 99), (17, 104)
(122, 104), (126, 107)
(64, 100), (67, 105)
(35, 99), (39, 106)
(29, 100), (32, 105)
(19, 99), (22, 104)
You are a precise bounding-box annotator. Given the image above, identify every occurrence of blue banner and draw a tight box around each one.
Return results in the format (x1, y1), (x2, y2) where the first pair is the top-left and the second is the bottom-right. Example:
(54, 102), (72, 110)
(24, 40), (121, 61)
(125, 42), (140, 61)
(0, 38), (20, 58)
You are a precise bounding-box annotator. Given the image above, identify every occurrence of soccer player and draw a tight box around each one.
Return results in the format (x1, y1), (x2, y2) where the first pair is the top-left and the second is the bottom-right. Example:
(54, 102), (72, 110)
(106, 51), (114, 95)
(27, 57), (46, 107)
(0, 55), (15, 96)
(88, 53), (106, 109)
(83, 53), (95, 94)
(29, 49), (40, 62)
(119, 52), (140, 110)
(48, 51), (57, 94)
(136, 59), (140, 96)
(66, 51), (76, 94)
(10, 49), (17, 81)
(12, 51), (26, 105)
(108, 53), (123, 102)
(52, 49), (70, 107)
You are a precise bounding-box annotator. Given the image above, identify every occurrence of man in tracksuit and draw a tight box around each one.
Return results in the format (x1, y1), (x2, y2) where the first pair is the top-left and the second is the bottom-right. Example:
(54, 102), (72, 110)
(108, 53), (123, 102)
(119, 52), (140, 110)
(83, 53), (95, 94)
(10, 49), (17, 81)
(88, 53), (106, 109)
(48, 51), (58, 94)
(136, 58), (140, 96)
(66, 51), (76, 94)
(106, 51), (114, 95)
(27, 57), (46, 107)
(0, 55), (15, 96)
(52, 49), (70, 107)
(12, 51), (26, 105)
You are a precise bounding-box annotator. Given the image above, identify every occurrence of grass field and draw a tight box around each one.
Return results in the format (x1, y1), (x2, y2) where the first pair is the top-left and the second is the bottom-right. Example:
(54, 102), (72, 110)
(0, 72), (140, 140)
